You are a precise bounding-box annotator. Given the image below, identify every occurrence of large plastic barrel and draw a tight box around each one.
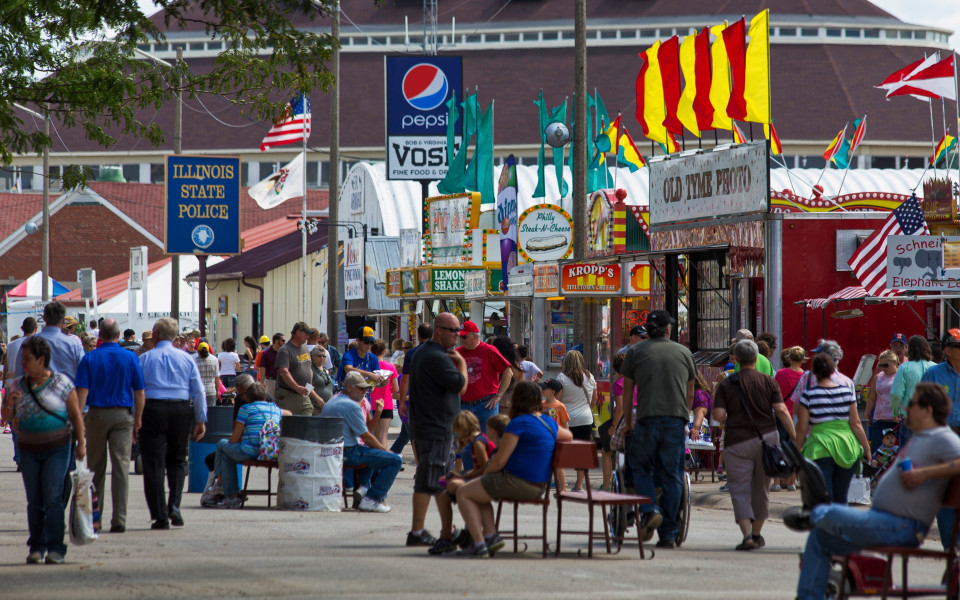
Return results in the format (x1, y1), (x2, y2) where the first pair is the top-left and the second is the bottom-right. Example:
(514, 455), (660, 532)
(188, 406), (241, 493)
(277, 416), (344, 511)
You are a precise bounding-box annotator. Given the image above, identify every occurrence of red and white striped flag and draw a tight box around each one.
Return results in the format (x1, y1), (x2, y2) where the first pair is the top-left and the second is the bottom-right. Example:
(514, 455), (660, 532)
(260, 94), (311, 151)
(849, 114), (867, 156)
(847, 196), (929, 296)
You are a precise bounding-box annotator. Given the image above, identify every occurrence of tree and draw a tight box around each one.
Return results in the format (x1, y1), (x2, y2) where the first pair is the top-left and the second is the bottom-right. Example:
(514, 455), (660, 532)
(0, 0), (338, 189)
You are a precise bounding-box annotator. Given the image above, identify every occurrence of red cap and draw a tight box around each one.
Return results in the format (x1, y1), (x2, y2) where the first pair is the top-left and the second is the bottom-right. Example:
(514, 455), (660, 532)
(460, 320), (480, 336)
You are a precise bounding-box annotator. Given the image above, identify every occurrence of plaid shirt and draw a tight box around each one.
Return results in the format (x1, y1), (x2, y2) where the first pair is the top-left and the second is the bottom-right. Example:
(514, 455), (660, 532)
(195, 354), (220, 398)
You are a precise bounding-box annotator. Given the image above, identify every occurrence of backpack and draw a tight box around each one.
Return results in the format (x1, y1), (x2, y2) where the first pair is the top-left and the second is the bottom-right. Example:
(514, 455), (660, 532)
(258, 418), (281, 462)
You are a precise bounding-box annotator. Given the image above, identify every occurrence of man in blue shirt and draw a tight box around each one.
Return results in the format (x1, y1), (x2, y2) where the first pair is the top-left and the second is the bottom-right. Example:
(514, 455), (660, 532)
(323, 371), (401, 513)
(920, 330), (960, 427)
(75, 319), (145, 534)
(14, 302), (84, 382)
(138, 317), (206, 530)
(338, 326), (385, 385)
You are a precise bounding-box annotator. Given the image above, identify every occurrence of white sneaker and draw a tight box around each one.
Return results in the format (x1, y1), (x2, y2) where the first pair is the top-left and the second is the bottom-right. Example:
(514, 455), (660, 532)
(358, 497), (391, 513)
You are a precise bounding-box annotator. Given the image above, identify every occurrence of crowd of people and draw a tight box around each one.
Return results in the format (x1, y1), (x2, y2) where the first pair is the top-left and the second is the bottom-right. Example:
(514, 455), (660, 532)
(6, 302), (960, 599)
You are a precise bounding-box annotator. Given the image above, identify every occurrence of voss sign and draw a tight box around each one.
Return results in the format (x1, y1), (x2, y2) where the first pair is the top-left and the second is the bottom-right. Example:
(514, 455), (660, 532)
(385, 56), (462, 180)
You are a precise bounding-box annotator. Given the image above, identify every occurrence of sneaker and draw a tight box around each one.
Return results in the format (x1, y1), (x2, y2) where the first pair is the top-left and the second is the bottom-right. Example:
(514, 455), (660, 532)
(202, 493), (226, 508)
(45, 552), (64, 564)
(457, 543), (489, 558)
(357, 497), (391, 513)
(26, 551), (43, 564)
(353, 486), (368, 510)
(428, 537), (459, 555)
(719, 483), (730, 492)
(783, 506), (813, 532)
(406, 530), (437, 546)
(485, 533), (505, 555)
(770, 484), (782, 492)
(639, 512), (663, 542)
(655, 539), (676, 549)
(3, 424), (11, 434)
(787, 484), (797, 492)
(215, 496), (243, 509)
(453, 527), (474, 549)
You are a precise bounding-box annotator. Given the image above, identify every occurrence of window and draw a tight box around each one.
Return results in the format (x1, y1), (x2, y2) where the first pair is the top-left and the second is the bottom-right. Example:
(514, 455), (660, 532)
(241, 162), (249, 185)
(354, 37), (368, 45)
(370, 36), (387, 45)
(207, 41), (222, 50)
(799, 155), (826, 169)
(779, 27), (797, 37)
(503, 32), (520, 42)
(600, 30), (618, 39)
(844, 29), (860, 38)
(307, 160), (319, 188)
(640, 29), (656, 38)
(171, 43), (186, 50)
(136, 44), (150, 52)
(190, 42), (205, 50)
(541, 31), (558, 41)
(150, 164), (164, 184)
(825, 29), (842, 38)
(20, 166), (35, 190)
(408, 36), (422, 46)
(122, 164), (139, 183)
(801, 28), (819, 37)
(465, 34), (481, 43)
(899, 30), (913, 39)
(153, 43), (169, 51)
(259, 162), (275, 179)
(864, 29), (880, 39)
(871, 156), (896, 169)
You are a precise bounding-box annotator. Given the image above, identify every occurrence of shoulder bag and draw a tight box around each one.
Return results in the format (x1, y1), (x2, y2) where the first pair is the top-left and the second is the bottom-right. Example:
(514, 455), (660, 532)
(728, 373), (792, 478)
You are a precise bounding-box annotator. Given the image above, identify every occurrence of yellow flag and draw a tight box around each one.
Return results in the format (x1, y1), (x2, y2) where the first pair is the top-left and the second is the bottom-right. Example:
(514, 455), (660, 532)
(677, 32), (700, 137)
(744, 10), (771, 124)
(640, 40), (668, 146)
(709, 22), (732, 130)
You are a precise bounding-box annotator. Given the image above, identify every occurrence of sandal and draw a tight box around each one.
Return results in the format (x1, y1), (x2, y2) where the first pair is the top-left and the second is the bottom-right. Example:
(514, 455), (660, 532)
(751, 535), (765, 548)
(735, 539), (756, 551)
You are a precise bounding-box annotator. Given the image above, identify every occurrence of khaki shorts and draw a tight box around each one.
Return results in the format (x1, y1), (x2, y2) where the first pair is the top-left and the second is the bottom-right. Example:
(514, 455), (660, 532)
(275, 388), (312, 416)
(480, 470), (546, 501)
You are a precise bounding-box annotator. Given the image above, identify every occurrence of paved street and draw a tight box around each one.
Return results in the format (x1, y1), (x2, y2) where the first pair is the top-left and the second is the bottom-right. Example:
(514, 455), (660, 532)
(0, 432), (946, 599)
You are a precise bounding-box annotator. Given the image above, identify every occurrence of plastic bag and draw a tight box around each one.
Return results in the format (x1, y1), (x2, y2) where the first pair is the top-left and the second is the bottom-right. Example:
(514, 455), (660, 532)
(69, 462), (99, 545)
(848, 474), (872, 506)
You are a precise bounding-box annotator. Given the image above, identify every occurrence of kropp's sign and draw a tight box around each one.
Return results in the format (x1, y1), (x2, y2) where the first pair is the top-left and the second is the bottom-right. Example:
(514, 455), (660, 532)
(648, 141), (768, 228)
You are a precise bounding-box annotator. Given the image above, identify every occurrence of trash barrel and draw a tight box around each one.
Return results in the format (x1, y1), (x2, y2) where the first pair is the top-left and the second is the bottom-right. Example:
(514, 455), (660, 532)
(188, 406), (241, 493)
(277, 416), (344, 511)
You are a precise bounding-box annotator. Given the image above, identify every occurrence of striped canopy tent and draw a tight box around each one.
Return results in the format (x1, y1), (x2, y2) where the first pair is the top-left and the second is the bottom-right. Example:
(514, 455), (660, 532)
(6, 271), (70, 298)
(804, 286), (901, 309)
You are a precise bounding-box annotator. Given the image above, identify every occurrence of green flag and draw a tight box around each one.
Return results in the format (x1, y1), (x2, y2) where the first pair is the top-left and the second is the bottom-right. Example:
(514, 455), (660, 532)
(550, 99), (568, 197)
(533, 90), (548, 199)
(592, 91), (612, 190)
(462, 92), (481, 191)
(477, 100), (495, 206)
(437, 91), (465, 195)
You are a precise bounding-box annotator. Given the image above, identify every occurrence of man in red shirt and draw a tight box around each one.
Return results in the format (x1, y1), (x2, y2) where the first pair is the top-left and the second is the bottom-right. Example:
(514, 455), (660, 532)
(455, 320), (512, 439)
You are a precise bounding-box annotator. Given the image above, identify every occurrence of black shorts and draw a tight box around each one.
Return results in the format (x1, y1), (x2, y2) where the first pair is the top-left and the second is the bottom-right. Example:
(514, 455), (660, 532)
(412, 437), (455, 494)
(598, 418), (615, 453)
(379, 409), (394, 420)
(570, 424), (594, 442)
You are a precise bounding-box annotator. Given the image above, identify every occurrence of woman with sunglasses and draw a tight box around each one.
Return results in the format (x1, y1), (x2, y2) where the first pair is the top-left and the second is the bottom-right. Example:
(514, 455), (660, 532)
(865, 350), (899, 454)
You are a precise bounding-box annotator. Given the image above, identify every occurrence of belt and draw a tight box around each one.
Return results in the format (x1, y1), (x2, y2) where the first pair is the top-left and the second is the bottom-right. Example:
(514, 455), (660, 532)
(462, 394), (496, 406)
(146, 398), (190, 404)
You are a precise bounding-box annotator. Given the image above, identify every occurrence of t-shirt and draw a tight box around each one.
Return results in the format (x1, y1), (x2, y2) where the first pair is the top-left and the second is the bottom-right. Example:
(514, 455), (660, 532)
(800, 385), (856, 424)
(456, 342), (511, 403)
(337, 348), (379, 384)
(408, 340), (465, 441)
(8, 372), (74, 451)
(713, 369), (783, 447)
(735, 354), (774, 376)
(874, 371), (896, 421)
(873, 426), (960, 526)
(322, 392), (368, 447)
(774, 368), (803, 416)
(520, 360), (541, 381)
(504, 413), (558, 484)
(542, 399), (570, 428)
(790, 370), (855, 406)
(556, 371), (596, 428)
(275, 342), (312, 391)
(237, 401), (282, 458)
(612, 377), (638, 407)
(621, 337), (696, 420)
(218, 351), (241, 376)
(371, 360), (398, 410)
(260, 346), (279, 379)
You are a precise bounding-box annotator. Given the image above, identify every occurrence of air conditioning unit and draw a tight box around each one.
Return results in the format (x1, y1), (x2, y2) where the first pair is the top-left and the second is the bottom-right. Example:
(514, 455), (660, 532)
(835, 230), (873, 271)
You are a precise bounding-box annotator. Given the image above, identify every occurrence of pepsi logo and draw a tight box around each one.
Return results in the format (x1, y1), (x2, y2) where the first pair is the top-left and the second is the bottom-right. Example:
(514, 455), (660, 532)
(402, 64), (449, 111)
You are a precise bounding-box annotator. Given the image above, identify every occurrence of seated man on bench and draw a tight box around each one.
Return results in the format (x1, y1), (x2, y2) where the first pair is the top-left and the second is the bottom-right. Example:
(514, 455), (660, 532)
(323, 371), (402, 513)
(788, 383), (960, 600)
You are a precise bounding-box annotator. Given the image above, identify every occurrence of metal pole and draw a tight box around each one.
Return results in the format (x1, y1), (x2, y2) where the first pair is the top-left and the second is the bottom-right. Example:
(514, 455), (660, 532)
(42, 111), (50, 302)
(327, 1), (341, 344)
(302, 106), (308, 322)
(171, 47), (182, 325)
(198, 256), (207, 336)
(572, 0), (588, 363)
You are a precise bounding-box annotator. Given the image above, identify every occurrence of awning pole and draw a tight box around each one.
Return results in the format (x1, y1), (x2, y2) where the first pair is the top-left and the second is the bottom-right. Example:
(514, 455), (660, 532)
(900, 300), (939, 340)
(802, 303), (807, 352)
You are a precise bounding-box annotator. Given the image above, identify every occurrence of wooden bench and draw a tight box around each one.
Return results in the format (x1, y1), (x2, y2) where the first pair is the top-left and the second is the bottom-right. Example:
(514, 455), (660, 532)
(240, 460), (278, 508)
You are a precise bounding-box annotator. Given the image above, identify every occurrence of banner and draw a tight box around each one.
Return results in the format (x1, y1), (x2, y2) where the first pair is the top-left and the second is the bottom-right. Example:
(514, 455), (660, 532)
(344, 237), (364, 301)
(496, 155), (519, 289)
(424, 192), (480, 264)
(247, 152), (305, 209)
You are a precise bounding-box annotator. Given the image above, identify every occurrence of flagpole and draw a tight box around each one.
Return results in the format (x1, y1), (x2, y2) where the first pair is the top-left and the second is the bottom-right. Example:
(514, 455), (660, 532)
(301, 95), (308, 322)
(614, 112), (622, 192)
(954, 50), (960, 177)
(929, 98), (938, 178)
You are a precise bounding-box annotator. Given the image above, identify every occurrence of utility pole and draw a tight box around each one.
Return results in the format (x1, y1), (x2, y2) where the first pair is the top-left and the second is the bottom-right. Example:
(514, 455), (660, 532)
(573, 0), (589, 367)
(327, 1), (341, 345)
(171, 47), (183, 326)
(42, 111), (50, 302)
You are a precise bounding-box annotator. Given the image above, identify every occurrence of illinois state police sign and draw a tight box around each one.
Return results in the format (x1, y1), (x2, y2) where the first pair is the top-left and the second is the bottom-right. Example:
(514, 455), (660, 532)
(165, 155), (241, 255)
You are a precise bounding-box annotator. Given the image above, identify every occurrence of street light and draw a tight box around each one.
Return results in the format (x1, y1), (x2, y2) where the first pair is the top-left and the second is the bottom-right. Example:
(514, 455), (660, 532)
(14, 102), (50, 301)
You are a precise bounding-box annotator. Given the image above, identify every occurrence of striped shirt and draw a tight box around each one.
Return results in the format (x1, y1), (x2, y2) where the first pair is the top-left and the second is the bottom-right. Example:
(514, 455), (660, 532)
(237, 401), (282, 457)
(799, 385), (856, 424)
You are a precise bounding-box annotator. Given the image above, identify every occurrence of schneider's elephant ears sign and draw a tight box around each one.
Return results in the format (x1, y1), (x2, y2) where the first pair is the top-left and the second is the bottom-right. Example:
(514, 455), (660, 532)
(517, 204), (574, 263)
(165, 155), (241, 254)
(886, 235), (960, 291)
(648, 141), (768, 228)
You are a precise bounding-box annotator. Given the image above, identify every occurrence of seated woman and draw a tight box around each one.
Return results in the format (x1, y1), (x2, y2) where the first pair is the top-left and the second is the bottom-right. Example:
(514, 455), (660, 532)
(204, 382), (290, 508)
(455, 381), (573, 557)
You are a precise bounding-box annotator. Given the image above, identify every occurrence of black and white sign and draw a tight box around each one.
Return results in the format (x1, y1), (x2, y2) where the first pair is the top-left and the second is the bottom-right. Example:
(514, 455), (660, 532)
(344, 237), (365, 301)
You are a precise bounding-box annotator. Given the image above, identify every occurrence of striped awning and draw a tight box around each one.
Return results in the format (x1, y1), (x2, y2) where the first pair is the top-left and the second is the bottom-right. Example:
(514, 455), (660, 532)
(805, 286), (901, 309)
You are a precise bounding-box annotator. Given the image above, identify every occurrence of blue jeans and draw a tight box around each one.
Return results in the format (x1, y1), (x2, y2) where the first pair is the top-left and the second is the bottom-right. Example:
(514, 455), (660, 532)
(214, 439), (252, 498)
(627, 416), (686, 541)
(814, 457), (856, 504)
(344, 445), (402, 502)
(797, 504), (926, 600)
(19, 442), (72, 556)
(12, 428), (20, 463)
(389, 421), (410, 455)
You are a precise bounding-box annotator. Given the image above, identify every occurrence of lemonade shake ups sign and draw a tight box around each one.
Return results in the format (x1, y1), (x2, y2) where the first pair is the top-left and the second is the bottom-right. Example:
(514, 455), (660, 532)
(165, 155), (241, 255)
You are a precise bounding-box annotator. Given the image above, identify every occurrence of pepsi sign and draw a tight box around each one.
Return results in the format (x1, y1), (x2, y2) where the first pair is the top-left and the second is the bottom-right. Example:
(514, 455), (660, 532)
(385, 55), (462, 180)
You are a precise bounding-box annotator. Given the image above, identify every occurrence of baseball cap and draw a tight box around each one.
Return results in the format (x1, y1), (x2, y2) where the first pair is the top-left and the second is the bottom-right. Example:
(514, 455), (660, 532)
(197, 342), (211, 353)
(459, 320), (480, 336)
(538, 378), (563, 393)
(944, 329), (960, 348)
(63, 316), (78, 328)
(355, 326), (375, 343)
(645, 310), (675, 329)
(259, 335), (270, 344)
(881, 428), (896, 437)
(142, 331), (152, 340)
(342, 371), (373, 389)
(890, 333), (907, 345)
(294, 321), (316, 336)
(629, 325), (647, 338)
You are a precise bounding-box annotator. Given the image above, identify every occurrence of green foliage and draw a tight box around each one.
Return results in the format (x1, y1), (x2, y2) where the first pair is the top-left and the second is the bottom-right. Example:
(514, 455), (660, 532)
(0, 0), (339, 189)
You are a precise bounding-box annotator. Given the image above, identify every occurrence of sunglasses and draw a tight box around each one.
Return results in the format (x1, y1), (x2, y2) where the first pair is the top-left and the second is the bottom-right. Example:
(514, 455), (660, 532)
(437, 326), (462, 333)
(878, 363), (891, 368)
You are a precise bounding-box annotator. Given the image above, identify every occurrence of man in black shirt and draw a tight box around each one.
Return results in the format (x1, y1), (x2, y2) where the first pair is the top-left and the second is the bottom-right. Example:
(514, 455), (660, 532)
(405, 313), (467, 549)
(393, 323), (434, 455)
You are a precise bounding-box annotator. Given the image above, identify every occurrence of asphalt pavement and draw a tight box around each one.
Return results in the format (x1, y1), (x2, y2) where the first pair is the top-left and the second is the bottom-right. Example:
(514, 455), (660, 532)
(0, 432), (947, 599)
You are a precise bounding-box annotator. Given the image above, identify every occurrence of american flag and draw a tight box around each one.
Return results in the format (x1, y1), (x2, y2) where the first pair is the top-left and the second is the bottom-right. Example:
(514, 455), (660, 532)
(260, 94), (310, 151)
(847, 195), (929, 296)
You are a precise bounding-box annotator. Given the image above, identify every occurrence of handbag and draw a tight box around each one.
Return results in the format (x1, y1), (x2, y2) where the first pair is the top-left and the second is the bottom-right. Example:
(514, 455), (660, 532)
(728, 373), (793, 478)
